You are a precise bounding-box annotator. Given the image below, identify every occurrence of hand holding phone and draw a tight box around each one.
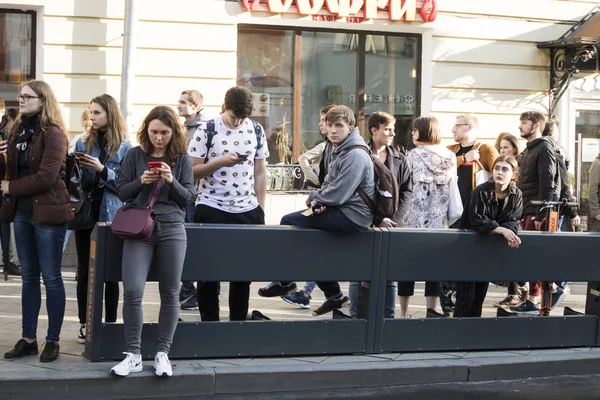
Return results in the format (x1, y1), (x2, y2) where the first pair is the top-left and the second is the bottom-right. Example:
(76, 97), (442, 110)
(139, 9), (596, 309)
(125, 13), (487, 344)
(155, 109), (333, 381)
(148, 161), (163, 176)
(236, 152), (249, 159)
(73, 152), (86, 159)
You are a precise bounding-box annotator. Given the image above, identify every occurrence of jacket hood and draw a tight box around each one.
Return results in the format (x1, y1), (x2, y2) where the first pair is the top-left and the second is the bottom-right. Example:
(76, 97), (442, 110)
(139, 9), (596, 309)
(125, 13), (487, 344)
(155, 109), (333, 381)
(526, 136), (554, 150)
(184, 109), (207, 129)
(412, 145), (455, 175)
(332, 128), (368, 153)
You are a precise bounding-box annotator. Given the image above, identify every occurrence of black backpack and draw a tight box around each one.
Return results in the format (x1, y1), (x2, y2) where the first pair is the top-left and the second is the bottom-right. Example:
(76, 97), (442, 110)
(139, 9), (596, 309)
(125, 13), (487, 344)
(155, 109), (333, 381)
(346, 146), (399, 220)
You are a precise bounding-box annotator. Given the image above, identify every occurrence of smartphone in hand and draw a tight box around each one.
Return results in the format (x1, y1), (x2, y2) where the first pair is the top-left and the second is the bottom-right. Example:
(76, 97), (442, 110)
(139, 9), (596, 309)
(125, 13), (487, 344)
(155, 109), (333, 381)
(73, 152), (86, 158)
(148, 161), (162, 176)
(236, 152), (249, 159)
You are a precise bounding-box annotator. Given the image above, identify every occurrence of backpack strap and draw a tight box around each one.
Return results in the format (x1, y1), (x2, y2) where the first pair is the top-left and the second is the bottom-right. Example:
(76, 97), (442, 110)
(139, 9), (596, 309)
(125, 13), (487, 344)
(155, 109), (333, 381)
(203, 120), (217, 163)
(344, 145), (376, 213)
(204, 119), (263, 163)
(251, 120), (263, 154)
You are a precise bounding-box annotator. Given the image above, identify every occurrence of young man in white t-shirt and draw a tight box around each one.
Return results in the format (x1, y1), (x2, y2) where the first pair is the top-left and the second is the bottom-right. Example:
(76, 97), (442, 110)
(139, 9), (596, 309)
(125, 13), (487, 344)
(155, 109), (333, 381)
(188, 86), (268, 321)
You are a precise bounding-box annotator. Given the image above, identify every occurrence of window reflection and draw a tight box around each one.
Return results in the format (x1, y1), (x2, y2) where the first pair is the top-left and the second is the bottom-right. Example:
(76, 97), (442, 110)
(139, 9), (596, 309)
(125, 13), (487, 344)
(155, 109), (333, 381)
(237, 28), (294, 165)
(0, 11), (34, 108)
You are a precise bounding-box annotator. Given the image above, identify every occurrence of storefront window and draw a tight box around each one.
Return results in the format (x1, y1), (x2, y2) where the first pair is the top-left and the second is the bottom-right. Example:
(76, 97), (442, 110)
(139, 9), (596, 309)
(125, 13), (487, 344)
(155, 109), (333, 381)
(364, 35), (418, 148)
(0, 10), (35, 109)
(301, 32), (357, 153)
(237, 26), (420, 165)
(237, 28), (294, 165)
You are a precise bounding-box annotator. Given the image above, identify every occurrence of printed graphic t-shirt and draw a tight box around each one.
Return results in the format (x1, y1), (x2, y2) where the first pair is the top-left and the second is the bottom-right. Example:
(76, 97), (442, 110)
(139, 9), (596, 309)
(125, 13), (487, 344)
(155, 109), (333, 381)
(187, 114), (268, 213)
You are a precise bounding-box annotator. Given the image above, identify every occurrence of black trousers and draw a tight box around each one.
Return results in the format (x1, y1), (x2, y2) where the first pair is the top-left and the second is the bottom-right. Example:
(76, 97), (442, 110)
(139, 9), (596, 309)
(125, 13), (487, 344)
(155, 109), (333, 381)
(75, 227), (119, 324)
(194, 204), (265, 321)
(454, 281), (489, 318)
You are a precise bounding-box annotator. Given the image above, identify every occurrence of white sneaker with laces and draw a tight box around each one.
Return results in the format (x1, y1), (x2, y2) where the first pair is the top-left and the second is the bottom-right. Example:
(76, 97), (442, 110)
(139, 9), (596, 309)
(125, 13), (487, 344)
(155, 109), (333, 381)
(154, 351), (172, 377)
(110, 352), (143, 377)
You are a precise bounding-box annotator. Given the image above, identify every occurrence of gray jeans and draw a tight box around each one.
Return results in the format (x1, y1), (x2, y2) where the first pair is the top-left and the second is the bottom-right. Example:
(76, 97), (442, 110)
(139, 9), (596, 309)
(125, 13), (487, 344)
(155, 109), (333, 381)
(122, 221), (186, 355)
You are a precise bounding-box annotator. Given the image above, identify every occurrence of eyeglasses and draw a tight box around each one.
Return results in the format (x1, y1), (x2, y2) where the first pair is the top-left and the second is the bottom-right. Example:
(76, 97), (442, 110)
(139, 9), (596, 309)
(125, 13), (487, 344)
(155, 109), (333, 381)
(18, 94), (40, 102)
(453, 123), (469, 130)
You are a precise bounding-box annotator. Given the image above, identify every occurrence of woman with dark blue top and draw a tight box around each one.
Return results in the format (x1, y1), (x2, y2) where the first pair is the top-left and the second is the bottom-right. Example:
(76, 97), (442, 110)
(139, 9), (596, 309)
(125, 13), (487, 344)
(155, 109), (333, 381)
(73, 94), (131, 344)
(455, 155), (523, 318)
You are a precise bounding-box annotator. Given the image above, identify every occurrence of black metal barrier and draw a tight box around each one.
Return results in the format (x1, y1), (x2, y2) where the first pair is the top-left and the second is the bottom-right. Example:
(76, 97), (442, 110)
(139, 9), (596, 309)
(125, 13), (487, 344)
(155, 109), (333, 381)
(85, 224), (600, 361)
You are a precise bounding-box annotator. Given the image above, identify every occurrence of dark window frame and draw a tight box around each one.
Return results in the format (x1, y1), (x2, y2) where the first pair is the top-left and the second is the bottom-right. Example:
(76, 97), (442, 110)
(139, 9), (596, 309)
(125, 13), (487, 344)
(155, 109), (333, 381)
(238, 24), (422, 161)
(0, 8), (37, 107)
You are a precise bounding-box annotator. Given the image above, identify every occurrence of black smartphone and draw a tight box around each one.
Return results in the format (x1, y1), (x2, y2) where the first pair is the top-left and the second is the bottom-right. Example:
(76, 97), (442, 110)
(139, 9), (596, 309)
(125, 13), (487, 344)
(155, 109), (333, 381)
(236, 152), (249, 159)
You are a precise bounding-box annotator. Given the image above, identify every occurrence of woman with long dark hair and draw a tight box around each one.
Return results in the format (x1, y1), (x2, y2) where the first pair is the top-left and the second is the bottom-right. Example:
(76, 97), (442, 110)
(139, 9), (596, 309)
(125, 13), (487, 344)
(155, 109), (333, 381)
(1, 80), (73, 362)
(72, 94), (131, 344)
(111, 106), (194, 377)
(455, 156), (523, 317)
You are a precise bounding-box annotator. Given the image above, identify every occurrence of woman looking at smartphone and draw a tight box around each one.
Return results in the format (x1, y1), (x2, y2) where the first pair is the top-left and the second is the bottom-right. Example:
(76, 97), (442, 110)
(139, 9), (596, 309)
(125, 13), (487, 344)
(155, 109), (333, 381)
(454, 156), (523, 318)
(112, 106), (194, 377)
(1, 80), (72, 362)
(72, 94), (131, 344)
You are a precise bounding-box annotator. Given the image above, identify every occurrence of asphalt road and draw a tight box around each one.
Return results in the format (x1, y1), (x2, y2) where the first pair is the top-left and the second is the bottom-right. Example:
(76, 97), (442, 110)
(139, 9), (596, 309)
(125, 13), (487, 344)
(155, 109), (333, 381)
(150, 374), (600, 400)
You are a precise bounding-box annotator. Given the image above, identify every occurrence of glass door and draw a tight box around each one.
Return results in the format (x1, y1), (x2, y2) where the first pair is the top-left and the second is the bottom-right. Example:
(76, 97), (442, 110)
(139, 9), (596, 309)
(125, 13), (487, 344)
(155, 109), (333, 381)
(575, 109), (600, 230)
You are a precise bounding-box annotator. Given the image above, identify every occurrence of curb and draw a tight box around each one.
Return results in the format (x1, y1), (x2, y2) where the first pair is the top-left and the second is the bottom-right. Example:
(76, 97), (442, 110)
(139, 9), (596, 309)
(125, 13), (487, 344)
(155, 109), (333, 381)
(2, 351), (600, 399)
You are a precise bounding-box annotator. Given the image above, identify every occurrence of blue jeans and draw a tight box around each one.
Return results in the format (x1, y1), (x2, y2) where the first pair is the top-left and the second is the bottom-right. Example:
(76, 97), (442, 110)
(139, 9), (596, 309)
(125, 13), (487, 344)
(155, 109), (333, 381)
(14, 208), (67, 342)
(302, 282), (316, 294)
(280, 207), (366, 233)
(349, 281), (396, 318)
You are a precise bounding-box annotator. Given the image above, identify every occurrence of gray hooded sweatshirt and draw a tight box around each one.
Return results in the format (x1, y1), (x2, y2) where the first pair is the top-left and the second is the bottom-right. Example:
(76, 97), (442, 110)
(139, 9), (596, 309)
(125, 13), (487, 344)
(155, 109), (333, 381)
(309, 128), (375, 228)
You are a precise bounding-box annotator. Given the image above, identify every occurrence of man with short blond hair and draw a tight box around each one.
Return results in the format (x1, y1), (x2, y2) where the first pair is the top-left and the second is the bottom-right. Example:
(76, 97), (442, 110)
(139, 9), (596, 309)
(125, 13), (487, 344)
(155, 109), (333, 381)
(448, 114), (498, 207)
(444, 113), (498, 316)
(177, 89), (209, 310)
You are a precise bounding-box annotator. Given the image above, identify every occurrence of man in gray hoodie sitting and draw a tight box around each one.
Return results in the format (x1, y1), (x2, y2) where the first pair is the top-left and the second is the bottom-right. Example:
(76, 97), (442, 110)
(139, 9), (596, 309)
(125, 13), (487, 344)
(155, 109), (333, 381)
(258, 105), (375, 316)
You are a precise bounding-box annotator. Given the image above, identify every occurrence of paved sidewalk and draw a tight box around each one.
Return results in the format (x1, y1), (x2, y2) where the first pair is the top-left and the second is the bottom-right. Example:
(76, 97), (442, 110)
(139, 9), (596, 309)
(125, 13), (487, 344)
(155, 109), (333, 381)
(0, 270), (592, 399)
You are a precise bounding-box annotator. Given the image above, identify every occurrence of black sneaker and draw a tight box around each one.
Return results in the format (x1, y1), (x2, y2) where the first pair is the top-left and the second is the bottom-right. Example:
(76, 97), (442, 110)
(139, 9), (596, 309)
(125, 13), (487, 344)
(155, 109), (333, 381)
(2, 263), (21, 276)
(180, 295), (198, 310)
(4, 339), (38, 359)
(312, 296), (349, 316)
(563, 306), (584, 316)
(179, 286), (196, 304)
(426, 308), (448, 318)
(258, 282), (297, 297)
(40, 341), (60, 362)
(497, 307), (517, 317)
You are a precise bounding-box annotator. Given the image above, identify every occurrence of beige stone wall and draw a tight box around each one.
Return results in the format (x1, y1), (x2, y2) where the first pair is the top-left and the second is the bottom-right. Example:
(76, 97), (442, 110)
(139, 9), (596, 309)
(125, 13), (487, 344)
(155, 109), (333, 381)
(4, 0), (596, 143)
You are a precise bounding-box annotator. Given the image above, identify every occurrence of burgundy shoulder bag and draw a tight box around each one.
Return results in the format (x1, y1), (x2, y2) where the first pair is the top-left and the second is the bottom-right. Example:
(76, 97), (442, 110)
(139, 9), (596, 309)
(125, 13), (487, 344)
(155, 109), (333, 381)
(111, 179), (164, 240)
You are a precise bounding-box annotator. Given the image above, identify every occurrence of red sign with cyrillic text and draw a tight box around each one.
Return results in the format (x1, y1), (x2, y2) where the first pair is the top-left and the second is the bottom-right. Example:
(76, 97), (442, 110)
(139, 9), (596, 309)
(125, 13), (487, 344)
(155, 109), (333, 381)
(241, 0), (437, 23)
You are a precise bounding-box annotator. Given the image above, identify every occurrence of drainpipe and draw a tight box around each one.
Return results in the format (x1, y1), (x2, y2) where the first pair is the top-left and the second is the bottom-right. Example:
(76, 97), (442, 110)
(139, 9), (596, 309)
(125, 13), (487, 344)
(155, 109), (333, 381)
(120, 0), (138, 134)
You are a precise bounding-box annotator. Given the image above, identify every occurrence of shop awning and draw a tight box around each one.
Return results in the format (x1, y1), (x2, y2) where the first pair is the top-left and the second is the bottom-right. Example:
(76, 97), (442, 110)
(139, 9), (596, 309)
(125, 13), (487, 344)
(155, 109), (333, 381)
(538, 7), (600, 49)
(537, 7), (599, 119)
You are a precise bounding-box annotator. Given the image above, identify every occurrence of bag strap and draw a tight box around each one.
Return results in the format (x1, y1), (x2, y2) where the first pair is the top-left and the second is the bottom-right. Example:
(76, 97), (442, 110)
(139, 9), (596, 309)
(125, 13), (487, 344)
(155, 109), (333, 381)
(147, 179), (165, 210)
(344, 145), (376, 212)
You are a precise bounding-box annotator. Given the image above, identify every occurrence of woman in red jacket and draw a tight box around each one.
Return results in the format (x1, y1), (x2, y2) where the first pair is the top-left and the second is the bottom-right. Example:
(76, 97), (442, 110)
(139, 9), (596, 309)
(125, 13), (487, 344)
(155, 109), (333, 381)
(1, 80), (73, 362)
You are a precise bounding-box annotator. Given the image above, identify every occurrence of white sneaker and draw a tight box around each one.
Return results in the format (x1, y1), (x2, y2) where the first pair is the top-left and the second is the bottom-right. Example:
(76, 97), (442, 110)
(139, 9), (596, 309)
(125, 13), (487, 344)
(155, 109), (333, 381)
(110, 352), (143, 377)
(77, 325), (86, 344)
(154, 351), (172, 377)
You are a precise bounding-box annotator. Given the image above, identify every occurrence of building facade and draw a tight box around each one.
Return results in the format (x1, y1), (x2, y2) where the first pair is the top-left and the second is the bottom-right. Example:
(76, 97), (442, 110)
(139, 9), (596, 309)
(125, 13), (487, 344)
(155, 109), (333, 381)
(0, 0), (598, 228)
